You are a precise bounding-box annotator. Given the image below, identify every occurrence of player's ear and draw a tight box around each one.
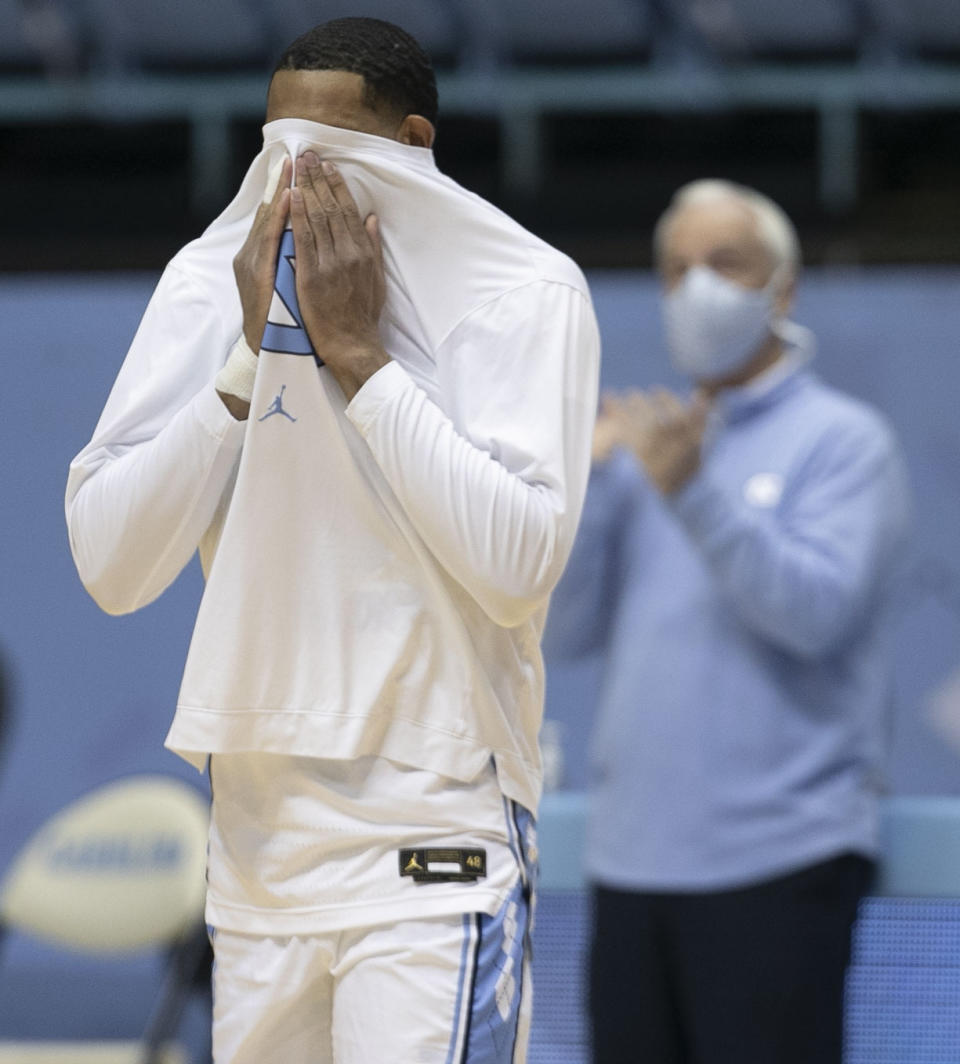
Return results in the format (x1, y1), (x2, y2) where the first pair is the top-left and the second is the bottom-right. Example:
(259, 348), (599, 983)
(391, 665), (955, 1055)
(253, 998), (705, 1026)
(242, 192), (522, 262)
(396, 115), (435, 149)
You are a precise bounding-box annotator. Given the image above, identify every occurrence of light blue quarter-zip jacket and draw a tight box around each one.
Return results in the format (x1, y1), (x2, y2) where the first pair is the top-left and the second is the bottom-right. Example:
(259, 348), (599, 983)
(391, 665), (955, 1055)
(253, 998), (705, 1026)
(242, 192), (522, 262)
(546, 357), (912, 891)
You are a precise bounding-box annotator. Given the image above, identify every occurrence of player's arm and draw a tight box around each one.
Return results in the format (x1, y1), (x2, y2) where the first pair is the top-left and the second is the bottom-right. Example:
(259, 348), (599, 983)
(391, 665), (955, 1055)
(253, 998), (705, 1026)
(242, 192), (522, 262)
(65, 267), (245, 616)
(289, 152), (600, 627)
(216, 157), (292, 421)
(67, 168), (292, 614)
(668, 419), (913, 658)
(347, 281), (600, 628)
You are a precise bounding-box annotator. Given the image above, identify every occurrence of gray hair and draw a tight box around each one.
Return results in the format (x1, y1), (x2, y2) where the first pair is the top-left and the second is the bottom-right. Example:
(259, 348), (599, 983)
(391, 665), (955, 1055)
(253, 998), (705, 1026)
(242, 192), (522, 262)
(653, 179), (801, 276)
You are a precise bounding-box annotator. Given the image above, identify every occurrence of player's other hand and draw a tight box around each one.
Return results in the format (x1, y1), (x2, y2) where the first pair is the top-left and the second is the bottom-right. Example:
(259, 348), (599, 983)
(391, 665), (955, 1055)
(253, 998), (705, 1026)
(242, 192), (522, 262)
(233, 157), (292, 354)
(606, 388), (710, 494)
(290, 151), (390, 401)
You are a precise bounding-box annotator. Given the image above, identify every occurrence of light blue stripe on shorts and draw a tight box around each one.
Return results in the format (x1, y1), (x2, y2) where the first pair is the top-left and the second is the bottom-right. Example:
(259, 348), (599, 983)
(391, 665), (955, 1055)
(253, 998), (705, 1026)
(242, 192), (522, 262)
(446, 802), (538, 1064)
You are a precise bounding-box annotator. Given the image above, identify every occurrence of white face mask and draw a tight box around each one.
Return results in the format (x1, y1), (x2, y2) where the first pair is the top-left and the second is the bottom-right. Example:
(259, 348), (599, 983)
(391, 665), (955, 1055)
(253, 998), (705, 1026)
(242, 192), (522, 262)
(663, 265), (781, 380)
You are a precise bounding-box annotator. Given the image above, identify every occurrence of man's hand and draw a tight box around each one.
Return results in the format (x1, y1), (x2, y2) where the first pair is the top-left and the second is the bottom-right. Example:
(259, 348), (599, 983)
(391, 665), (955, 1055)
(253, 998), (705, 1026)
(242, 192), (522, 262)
(605, 388), (710, 494)
(592, 392), (624, 464)
(233, 157), (292, 353)
(290, 151), (390, 401)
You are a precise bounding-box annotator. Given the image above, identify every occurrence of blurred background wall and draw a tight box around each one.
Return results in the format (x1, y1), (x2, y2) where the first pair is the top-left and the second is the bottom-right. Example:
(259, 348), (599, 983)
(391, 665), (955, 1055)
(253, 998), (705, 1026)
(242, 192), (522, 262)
(1, 1), (959, 1061)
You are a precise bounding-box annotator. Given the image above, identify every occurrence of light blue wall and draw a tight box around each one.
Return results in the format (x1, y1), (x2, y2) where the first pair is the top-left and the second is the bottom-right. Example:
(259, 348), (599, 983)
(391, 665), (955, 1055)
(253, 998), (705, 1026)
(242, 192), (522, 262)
(2, 267), (959, 870)
(0, 266), (959, 1049)
(0, 275), (208, 873)
(2, 268), (960, 873)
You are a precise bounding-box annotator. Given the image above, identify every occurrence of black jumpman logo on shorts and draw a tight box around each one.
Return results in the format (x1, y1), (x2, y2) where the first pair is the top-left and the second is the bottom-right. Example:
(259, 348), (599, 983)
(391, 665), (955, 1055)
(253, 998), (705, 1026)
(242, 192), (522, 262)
(259, 385), (297, 423)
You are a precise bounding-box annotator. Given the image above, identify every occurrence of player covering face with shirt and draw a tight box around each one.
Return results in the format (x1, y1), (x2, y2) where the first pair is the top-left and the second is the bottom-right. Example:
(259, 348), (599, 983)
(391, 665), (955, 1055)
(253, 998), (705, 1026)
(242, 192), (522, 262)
(66, 16), (599, 1064)
(224, 29), (438, 418)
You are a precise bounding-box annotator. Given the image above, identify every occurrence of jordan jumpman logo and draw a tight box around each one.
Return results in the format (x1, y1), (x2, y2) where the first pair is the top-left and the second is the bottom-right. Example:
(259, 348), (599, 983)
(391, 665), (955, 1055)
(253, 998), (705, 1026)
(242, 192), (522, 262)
(258, 385), (297, 423)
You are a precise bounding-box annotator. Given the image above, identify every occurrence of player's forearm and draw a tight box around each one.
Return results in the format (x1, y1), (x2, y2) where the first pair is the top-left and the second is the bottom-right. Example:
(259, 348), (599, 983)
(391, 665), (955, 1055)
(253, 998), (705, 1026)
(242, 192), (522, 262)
(66, 386), (245, 615)
(347, 362), (586, 628)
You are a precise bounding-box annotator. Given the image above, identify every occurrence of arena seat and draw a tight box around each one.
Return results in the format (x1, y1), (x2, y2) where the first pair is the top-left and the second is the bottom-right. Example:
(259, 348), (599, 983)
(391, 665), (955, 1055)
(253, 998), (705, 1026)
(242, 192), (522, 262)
(866, 0), (960, 60)
(661, 0), (865, 62)
(84, 0), (270, 73)
(0, 776), (210, 1064)
(0, 0), (41, 72)
(491, 0), (654, 66)
(262, 0), (463, 68)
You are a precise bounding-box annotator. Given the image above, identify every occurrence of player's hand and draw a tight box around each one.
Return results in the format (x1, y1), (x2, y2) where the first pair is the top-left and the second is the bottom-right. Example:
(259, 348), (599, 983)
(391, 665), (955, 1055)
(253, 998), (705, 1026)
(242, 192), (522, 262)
(290, 151), (390, 400)
(233, 157), (292, 353)
(607, 388), (710, 494)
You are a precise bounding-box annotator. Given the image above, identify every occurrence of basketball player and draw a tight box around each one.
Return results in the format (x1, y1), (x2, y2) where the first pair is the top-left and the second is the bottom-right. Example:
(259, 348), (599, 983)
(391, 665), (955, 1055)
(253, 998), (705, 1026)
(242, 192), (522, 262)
(65, 18), (599, 1062)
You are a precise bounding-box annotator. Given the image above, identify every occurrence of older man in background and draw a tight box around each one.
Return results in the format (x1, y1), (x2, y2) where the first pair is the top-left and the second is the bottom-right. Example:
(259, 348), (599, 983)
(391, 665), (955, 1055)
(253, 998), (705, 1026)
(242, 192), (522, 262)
(546, 180), (912, 1064)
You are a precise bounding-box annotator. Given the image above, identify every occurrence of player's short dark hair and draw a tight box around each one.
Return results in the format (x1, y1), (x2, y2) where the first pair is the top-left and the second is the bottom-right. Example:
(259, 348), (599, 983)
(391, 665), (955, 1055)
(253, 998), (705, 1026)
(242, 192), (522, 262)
(274, 17), (438, 127)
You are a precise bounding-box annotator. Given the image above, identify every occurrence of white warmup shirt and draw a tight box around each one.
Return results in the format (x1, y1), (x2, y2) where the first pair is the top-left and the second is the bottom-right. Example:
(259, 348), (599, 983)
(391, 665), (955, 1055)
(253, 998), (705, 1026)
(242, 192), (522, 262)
(66, 118), (599, 929)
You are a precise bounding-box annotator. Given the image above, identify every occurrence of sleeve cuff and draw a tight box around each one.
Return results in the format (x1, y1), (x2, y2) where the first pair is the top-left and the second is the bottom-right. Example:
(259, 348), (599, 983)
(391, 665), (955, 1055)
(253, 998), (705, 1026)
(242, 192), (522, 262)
(344, 360), (412, 435)
(214, 334), (259, 401)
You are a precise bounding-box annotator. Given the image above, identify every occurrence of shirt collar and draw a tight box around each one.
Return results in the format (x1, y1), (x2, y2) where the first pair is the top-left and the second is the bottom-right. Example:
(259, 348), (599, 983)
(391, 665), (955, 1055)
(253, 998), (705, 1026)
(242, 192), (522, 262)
(261, 117), (437, 172)
(711, 320), (816, 424)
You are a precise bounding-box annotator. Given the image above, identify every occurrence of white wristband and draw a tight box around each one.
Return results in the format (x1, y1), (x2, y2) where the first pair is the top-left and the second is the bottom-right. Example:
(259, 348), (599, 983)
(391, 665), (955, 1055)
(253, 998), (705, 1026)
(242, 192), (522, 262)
(215, 335), (259, 402)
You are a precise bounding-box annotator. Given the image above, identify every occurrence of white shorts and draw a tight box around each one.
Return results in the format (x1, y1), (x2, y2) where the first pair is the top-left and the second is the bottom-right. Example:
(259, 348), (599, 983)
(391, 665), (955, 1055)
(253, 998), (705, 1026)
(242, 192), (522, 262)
(210, 853), (535, 1063)
(206, 753), (526, 935)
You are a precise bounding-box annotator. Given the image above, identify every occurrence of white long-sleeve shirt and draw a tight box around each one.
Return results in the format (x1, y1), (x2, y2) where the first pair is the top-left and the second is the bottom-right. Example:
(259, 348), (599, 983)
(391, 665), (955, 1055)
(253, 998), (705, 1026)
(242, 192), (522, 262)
(66, 118), (600, 815)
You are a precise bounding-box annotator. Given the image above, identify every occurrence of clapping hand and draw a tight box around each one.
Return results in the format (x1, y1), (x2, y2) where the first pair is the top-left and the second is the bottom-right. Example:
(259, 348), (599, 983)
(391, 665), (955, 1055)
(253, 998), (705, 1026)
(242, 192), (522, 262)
(593, 388), (710, 495)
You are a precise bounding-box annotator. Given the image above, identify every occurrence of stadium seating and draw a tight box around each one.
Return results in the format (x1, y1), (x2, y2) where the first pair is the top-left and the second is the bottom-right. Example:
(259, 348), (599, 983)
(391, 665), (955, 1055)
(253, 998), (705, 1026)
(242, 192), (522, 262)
(83, 0), (270, 73)
(491, 0), (654, 66)
(867, 0), (960, 60)
(262, 0), (463, 68)
(0, 0), (43, 71)
(661, 0), (866, 61)
(1, 0), (959, 76)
